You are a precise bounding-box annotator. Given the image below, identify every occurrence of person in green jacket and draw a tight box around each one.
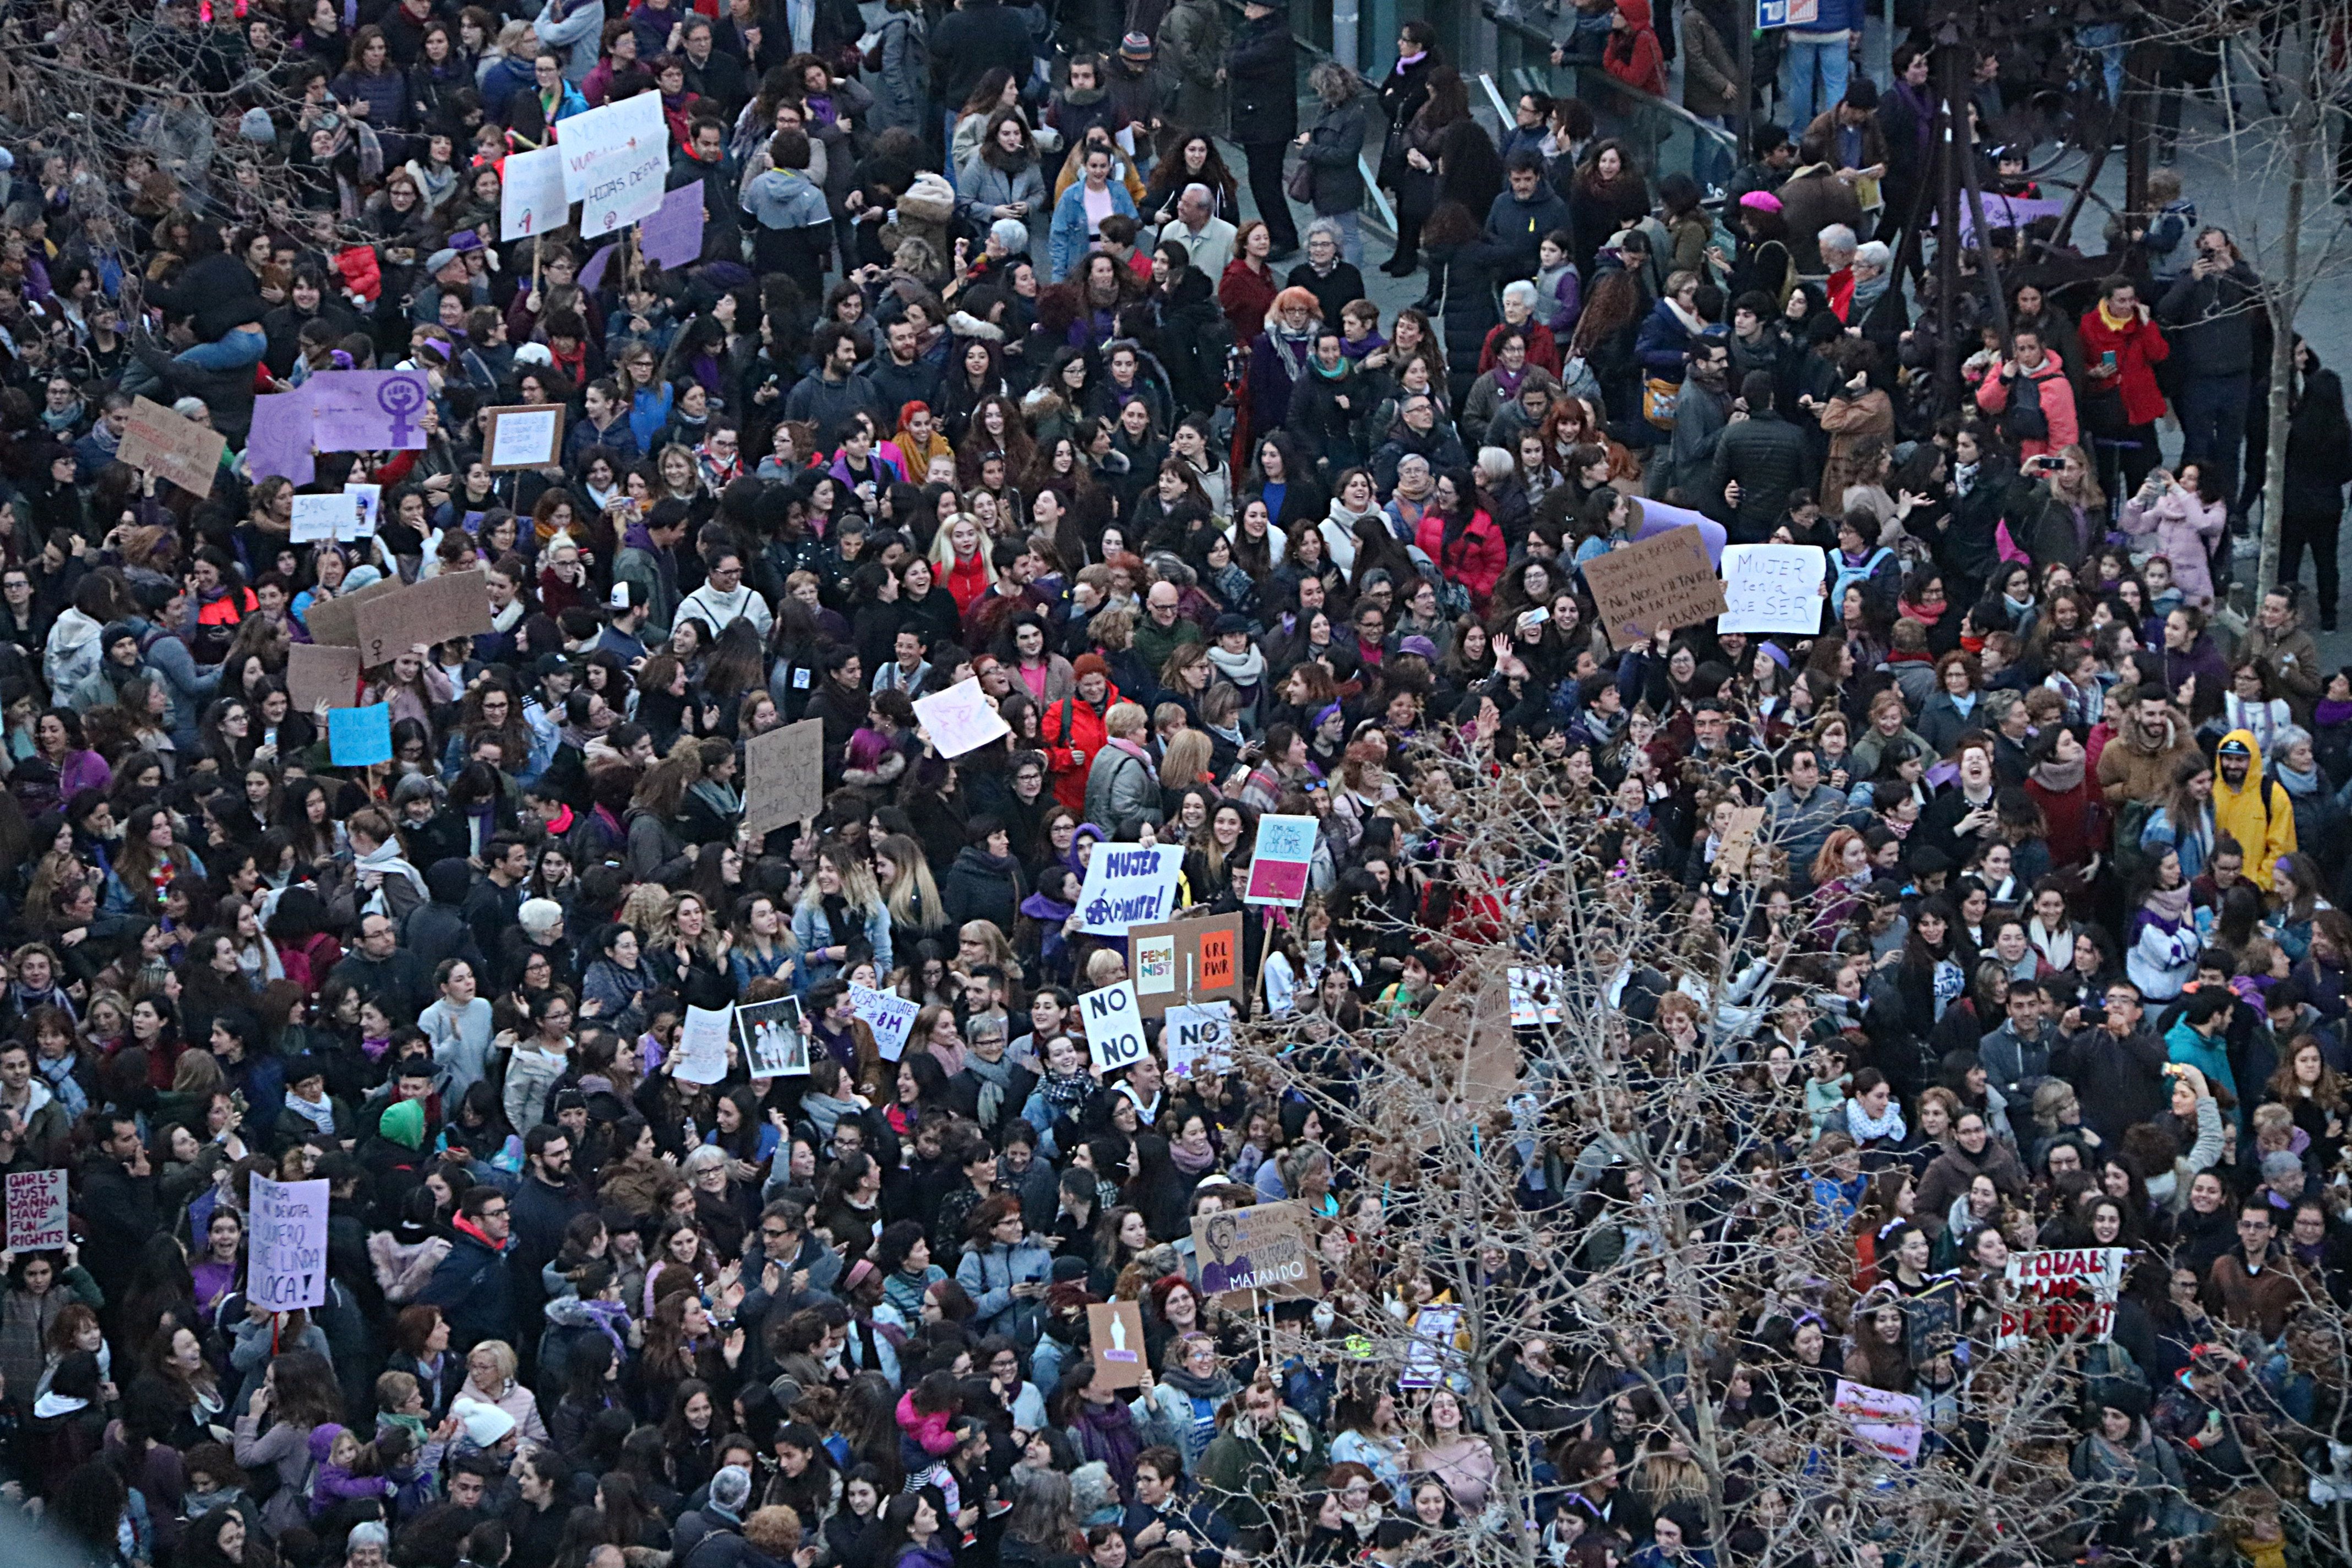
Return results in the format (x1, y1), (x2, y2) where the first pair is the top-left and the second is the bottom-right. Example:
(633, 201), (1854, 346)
(1196, 1379), (1328, 1540)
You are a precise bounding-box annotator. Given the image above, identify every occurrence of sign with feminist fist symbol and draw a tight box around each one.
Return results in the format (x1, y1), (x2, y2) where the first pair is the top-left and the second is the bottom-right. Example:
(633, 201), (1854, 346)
(377, 375), (428, 444)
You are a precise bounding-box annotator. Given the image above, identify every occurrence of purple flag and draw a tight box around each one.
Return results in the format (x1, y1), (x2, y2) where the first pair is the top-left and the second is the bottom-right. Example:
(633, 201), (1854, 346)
(639, 183), (706, 270)
(308, 370), (431, 453)
(247, 388), (317, 484)
(579, 243), (620, 293)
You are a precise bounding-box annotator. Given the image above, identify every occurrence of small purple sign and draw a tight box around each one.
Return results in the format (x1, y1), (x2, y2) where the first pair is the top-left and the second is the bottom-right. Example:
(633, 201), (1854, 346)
(639, 183), (706, 271)
(247, 388), (316, 484)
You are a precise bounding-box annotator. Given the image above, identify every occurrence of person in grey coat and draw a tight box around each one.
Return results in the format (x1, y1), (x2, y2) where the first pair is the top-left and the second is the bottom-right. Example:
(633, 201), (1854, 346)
(1084, 703), (1164, 839)
(956, 114), (1053, 260)
(1297, 63), (1370, 263)
(867, 0), (932, 136)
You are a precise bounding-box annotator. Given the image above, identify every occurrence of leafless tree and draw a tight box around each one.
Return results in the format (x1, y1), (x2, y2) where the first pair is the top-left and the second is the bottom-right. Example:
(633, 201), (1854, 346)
(1213, 718), (2352, 1568)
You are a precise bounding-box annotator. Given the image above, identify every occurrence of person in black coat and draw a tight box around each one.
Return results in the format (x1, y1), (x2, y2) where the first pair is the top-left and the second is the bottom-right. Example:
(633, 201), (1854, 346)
(1374, 25), (1444, 273)
(1226, 0), (1299, 257)
(2282, 339), (2352, 630)
(930, 0), (1037, 128)
(1423, 206), (1507, 415)
(940, 816), (1026, 934)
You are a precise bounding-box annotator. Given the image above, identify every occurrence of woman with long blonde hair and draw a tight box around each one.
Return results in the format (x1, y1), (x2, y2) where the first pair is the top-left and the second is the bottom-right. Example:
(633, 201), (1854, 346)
(875, 832), (950, 959)
(794, 843), (892, 986)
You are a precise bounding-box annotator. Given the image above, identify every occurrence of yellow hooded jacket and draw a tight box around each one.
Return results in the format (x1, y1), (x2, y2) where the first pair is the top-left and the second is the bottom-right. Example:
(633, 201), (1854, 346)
(2212, 726), (2296, 890)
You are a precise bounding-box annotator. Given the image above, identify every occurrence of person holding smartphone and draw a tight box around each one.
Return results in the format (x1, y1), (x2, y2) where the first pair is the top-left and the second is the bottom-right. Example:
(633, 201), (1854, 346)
(2077, 276), (2173, 502)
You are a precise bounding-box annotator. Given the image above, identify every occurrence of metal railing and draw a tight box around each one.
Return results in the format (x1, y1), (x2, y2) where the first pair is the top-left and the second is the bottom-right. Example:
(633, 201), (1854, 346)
(1483, 2), (1740, 186)
(1211, 0), (1396, 235)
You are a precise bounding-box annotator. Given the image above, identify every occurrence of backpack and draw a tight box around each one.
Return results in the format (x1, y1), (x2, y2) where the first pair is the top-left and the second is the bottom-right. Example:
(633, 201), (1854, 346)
(2001, 366), (2050, 443)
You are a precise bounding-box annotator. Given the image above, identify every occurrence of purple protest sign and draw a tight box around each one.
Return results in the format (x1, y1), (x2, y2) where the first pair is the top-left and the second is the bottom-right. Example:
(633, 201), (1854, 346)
(1953, 193), (2069, 244)
(579, 243), (620, 292)
(1631, 500), (1727, 565)
(640, 183), (706, 270)
(247, 388), (317, 484)
(307, 370), (431, 453)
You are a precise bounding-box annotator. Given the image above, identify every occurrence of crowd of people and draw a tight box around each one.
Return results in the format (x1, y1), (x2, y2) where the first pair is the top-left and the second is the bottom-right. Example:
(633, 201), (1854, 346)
(0, 3), (2345, 1568)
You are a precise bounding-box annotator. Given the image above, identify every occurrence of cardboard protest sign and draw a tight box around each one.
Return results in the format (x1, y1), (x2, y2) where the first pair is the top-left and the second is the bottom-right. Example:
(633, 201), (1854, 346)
(1127, 913), (1243, 1017)
(1244, 814), (1316, 905)
(499, 145), (570, 241)
(912, 676), (1011, 759)
(1077, 979), (1148, 1072)
(328, 704), (393, 766)
(249, 1175), (331, 1309)
(849, 984), (921, 1061)
(483, 405), (566, 471)
(1074, 842), (1183, 935)
(308, 369), (432, 451)
(1719, 543), (1828, 634)
(640, 181), (706, 269)
(560, 91), (669, 236)
(1834, 1379), (1925, 1463)
(300, 573), (402, 650)
(353, 569), (493, 666)
(117, 395), (227, 499)
(4, 1169), (67, 1250)
(1193, 1199), (1320, 1304)
(286, 643), (363, 713)
(247, 388), (315, 484)
(1578, 525), (1728, 651)
(743, 719), (825, 839)
(1087, 1301), (1148, 1389)
(676, 1003), (736, 1084)
(1396, 969), (1522, 1137)
(736, 997), (811, 1079)
(1714, 805), (1767, 879)
(1163, 1001), (1234, 1076)
(1400, 1303), (1464, 1388)
(1997, 1248), (2128, 1348)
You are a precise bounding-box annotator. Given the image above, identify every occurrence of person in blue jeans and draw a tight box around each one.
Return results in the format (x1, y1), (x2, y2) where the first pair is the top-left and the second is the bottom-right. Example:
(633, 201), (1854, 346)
(1778, 0), (1860, 135)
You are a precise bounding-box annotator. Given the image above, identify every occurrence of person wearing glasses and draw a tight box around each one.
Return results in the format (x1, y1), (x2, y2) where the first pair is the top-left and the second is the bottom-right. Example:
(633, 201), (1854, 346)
(417, 1185), (519, 1353)
(677, 548), (774, 640)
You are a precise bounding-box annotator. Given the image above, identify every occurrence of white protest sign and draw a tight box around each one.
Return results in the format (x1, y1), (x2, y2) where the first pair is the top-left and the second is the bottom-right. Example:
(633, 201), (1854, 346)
(1400, 1303), (1463, 1389)
(1079, 979), (1149, 1072)
(561, 91), (670, 237)
(1163, 1001), (1234, 1076)
(500, 145), (570, 241)
(290, 491), (350, 543)
(912, 676), (1011, 759)
(850, 983), (921, 1062)
(1997, 1246), (2128, 1349)
(1507, 966), (1565, 1026)
(676, 1004), (734, 1085)
(1719, 543), (1828, 635)
(345, 482), (381, 538)
(4, 1169), (67, 1250)
(1075, 842), (1184, 935)
(249, 1174), (331, 1310)
(1833, 1379), (1924, 1463)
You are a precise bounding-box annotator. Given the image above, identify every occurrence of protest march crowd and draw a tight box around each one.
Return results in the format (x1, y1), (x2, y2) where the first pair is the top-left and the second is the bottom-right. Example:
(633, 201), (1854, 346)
(1, 1), (2350, 1567)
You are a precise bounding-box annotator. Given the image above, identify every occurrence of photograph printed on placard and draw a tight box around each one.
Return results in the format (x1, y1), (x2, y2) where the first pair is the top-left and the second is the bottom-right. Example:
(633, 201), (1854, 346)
(735, 995), (810, 1077)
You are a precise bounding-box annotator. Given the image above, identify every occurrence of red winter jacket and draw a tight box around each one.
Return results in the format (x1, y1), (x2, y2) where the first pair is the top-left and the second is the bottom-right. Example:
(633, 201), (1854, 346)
(1415, 508), (1507, 614)
(2076, 302), (2172, 428)
(1041, 685), (1120, 813)
(1602, 0), (1668, 97)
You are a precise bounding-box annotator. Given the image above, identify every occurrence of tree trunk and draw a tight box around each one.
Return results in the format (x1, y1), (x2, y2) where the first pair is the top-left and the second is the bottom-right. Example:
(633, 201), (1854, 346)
(2258, 40), (2315, 600)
